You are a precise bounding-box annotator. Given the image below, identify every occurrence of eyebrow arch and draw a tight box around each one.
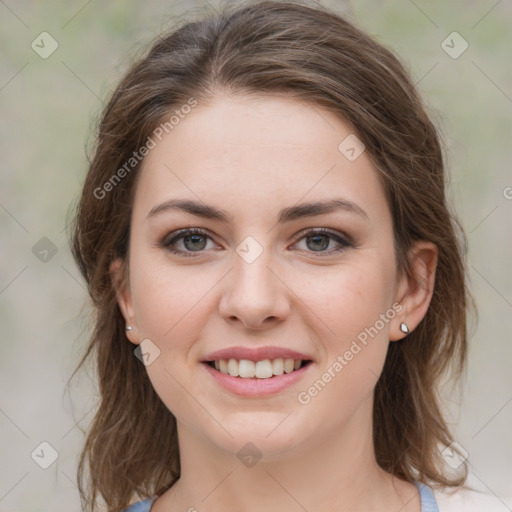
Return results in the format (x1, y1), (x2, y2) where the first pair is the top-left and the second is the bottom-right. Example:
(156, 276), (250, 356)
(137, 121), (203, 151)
(146, 198), (369, 223)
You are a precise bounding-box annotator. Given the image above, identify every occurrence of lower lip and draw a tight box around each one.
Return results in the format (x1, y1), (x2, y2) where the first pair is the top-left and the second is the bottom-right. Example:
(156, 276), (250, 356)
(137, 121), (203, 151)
(202, 362), (313, 397)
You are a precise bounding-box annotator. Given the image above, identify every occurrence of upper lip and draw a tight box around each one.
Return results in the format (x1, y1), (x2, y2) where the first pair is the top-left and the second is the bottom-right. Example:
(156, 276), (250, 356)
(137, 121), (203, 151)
(203, 346), (314, 362)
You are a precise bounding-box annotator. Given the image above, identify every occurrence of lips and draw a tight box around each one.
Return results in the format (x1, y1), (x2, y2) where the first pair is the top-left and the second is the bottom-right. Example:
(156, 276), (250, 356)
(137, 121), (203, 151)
(202, 355), (314, 397)
(203, 346), (314, 362)
(201, 346), (315, 395)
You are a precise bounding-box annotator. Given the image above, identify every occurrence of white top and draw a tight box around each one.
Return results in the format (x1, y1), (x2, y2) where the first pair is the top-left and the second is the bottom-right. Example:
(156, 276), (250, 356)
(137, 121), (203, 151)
(433, 485), (510, 511)
(123, 483), (510, 511)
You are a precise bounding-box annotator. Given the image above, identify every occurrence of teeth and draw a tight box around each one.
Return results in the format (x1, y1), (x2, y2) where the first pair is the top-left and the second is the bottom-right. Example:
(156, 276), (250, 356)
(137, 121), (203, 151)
(239, 359), (255, 378)
(284, 358), (295, 374)
(255, 360), (273, 378)
(272, 358), (284, 376)
(211, 358), (306, 378)
(227, 358), (238, 377)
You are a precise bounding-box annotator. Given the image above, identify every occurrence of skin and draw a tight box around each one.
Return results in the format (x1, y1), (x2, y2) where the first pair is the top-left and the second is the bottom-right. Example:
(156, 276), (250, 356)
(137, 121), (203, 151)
(111, 93), (438, 512)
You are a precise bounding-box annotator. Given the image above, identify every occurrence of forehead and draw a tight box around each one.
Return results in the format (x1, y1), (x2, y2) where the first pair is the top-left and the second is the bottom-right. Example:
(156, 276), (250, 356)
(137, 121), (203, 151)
(133, 94), (390, 225)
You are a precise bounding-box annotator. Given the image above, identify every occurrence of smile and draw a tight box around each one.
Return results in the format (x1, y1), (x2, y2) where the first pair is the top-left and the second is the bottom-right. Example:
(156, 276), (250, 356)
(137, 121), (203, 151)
(206, 358), (312, 379)
(202, 359), (314, 397)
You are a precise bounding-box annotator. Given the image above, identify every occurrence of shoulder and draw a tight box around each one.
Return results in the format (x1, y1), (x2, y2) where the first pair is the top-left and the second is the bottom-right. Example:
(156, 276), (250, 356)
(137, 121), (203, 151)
(433, 485), (510, 511)
(122, 498), (155, 512)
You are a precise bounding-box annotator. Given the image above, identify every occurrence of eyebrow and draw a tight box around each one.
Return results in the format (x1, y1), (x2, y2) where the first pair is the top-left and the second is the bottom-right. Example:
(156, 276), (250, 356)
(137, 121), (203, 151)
(146, 198), (369, 223)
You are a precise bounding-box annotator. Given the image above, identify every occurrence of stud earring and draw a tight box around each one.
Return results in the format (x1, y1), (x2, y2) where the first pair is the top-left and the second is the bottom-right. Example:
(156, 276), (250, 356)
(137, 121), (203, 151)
(125, 325), (133, 332)
(399, 322), (409, 334)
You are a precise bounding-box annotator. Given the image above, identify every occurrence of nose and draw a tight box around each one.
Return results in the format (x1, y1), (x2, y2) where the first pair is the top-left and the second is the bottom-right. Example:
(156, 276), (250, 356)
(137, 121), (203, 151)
(218, 247), (290, 331)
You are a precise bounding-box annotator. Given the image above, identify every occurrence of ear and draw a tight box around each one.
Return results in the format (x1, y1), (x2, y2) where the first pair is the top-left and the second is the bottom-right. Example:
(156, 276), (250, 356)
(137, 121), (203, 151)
(110, 257), (140, 345)
(390, 240), (438, 341)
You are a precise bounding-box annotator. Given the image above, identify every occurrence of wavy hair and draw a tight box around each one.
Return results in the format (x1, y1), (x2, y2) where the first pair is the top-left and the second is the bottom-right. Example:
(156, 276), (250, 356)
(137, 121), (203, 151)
(68, 1), (474, 510)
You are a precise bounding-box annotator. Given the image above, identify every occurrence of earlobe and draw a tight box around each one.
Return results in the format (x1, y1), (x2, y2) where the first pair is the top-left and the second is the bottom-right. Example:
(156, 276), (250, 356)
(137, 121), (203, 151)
(110, 258), (139, 344)
(390, 241), (438, 342)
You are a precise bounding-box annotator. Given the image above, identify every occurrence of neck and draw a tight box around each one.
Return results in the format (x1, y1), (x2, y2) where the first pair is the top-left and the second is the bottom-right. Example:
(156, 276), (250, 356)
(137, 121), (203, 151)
(157, 394), (419, 512)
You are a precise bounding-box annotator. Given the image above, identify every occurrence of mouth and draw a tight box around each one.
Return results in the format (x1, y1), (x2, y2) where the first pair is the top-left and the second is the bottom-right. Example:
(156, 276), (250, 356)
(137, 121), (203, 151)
(203, 358), (313, 379)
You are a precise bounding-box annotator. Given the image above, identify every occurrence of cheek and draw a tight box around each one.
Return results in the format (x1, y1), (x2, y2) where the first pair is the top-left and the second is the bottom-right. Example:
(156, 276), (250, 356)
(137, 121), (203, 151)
(272, 259), (397, 446)
(130, 249), (215, 341)
(301, 258), (395, 395)
(306, 258), (396, 343)
(129, 256), (217, 419)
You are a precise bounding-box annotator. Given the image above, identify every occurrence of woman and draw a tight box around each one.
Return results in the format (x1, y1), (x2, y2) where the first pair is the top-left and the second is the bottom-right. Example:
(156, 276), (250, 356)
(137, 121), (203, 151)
(69, 1), (501, 511)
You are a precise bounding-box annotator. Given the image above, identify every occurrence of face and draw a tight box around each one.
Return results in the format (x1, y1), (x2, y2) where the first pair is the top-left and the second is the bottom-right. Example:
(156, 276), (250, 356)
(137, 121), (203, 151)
(114, 93), (418, 459)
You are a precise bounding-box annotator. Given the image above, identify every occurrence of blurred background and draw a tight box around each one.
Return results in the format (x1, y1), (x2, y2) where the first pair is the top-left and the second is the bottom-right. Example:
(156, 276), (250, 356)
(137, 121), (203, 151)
(1, 0), (511, 510)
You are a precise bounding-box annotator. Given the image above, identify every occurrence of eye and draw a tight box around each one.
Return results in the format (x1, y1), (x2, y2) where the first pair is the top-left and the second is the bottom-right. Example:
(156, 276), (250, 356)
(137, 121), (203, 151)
(159, 228), (218, 257)
(159, 227), (352, 258)
(292, 228), (352, 256)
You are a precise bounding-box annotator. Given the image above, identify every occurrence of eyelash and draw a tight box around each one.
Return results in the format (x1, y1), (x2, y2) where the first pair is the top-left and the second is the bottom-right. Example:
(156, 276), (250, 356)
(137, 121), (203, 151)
(159, 227), (353, 258)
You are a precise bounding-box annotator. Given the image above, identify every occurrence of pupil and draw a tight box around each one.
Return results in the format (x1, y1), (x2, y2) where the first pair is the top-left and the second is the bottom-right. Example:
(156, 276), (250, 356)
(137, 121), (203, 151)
(184, 235), (206, 251)
(307, 235), (328, 251)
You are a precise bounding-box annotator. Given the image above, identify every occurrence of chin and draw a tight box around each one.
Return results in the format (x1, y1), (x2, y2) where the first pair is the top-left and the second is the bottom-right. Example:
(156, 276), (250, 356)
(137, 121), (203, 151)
(203, 413), (315, 462)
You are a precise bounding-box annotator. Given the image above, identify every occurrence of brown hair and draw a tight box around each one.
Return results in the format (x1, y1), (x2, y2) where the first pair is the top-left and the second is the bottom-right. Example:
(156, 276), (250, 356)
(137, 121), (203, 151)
(68, 1), (474, 510)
